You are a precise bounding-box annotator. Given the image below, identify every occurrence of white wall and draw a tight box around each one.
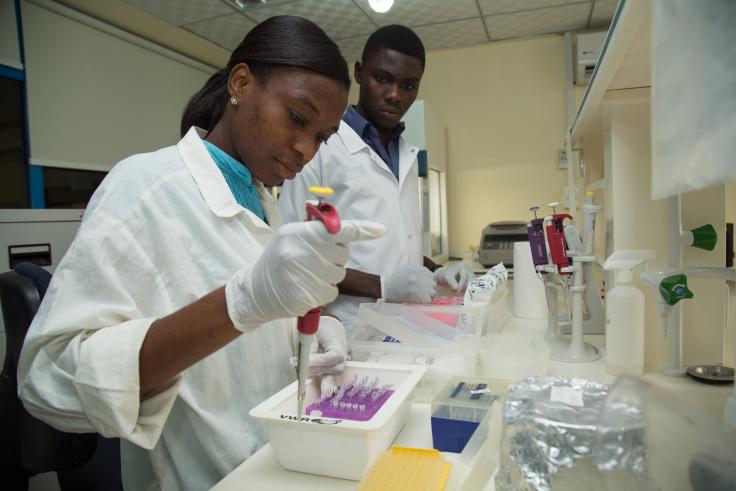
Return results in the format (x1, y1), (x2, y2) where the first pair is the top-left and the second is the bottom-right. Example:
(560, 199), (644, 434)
(0, 0), (22, 69)
(393, 36), (570, 257)
(22, 0), (214, 172)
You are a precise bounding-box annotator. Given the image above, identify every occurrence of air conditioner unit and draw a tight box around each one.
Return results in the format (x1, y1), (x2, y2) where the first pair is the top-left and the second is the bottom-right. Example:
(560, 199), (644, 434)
(575, 31), (607, 85)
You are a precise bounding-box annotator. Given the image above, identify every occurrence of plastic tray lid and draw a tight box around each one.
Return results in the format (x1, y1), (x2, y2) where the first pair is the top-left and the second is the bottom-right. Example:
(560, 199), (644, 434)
(432, 376), (508, 410)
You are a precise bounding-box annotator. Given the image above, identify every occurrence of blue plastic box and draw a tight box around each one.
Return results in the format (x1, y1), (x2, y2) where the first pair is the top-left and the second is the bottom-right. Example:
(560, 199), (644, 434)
(430, 377), (507, 453)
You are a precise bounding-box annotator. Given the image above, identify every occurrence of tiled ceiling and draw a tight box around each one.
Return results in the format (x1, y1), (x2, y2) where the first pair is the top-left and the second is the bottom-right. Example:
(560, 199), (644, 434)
(124, 0), (617, 62)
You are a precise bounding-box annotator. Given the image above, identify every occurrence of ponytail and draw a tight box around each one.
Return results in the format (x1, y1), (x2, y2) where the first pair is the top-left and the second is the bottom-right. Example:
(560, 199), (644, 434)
(181, 16), (349, 137)
(180, 68), (229, 137)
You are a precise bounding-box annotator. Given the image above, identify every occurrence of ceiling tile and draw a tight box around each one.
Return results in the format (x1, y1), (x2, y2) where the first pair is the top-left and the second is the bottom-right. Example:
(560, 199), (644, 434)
(245, 0), (376, 40)
(590, 0), (618, 27)
(360, 0), (480, 27)
(478, 0), (589, 16)
(184, 13), (258, 50)
(124, 0), (234, 26)
(412, 18), (489, 52)
(485, 2), (591, 40)
(336, 34), (370, 63)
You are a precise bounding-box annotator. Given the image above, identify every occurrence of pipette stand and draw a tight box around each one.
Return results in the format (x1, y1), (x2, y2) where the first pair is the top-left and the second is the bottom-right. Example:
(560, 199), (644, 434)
(538, 265), (570, 359)
(555, 256), (601, 362)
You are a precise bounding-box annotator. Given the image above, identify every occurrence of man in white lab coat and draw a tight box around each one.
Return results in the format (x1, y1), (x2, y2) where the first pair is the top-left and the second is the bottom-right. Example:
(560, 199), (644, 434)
(279, 25), (474, 333)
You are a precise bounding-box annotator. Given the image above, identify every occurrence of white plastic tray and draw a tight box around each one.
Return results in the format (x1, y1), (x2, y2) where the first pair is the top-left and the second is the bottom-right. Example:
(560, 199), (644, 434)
(249, 361), (426, 480)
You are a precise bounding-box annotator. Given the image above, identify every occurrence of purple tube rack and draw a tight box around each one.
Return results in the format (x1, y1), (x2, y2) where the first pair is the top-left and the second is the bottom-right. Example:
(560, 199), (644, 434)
(306, 389), (394, 421)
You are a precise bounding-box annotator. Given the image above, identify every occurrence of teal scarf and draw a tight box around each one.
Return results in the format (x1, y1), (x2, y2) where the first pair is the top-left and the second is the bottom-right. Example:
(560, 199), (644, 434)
(203, 140), (266, 221)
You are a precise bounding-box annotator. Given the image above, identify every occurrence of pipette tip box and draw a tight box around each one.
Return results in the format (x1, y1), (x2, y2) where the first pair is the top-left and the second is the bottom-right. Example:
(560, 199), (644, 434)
(358, 446), (452, 491)
(430, 376), (507, 453)
(249, 361), (426, 480)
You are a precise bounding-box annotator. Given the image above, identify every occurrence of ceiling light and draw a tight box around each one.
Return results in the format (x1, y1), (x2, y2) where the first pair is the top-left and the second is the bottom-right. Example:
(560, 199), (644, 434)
(233, 0), (266, 10)
(368, 0), (394, 14)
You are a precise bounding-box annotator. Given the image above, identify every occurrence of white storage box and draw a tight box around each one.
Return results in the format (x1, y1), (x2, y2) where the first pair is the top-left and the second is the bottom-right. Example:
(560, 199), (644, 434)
(249, 361), (425, 480)
(406, 286), (510, 338)
(350, 327), (477, 402)
(358, 301), (476, 343)
(478, 332), (550, 382)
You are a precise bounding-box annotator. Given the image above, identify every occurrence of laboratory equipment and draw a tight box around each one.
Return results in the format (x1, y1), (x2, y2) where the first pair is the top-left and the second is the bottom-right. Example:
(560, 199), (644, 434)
(543, 202), (572, 274)
(358, 302), (475, 343)
(577, 192), (605, 335)
(559, 224), (601, 362)
(306, 374), (394, 421)
(249, 361), (426, 480)
(478, 221), (528, 267)
(296, 186), (340, 416)
(686, 365), (735, 384)
(511, 241), (548, 319)
(556, 193), (605, 335)
(640, 194), (723, 378)
(603, 250), (655, 376)
(532, 194), (605, 361)
(526, 206), (549, 267)
(358, 446), (451, 491)
(640, 263), (735, 378)
(430, 376), (507, 453)
(352, 311), (478, 402)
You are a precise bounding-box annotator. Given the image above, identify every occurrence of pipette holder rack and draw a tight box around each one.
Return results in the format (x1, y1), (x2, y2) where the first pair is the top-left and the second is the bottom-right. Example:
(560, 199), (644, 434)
(539, 259), (601, 363)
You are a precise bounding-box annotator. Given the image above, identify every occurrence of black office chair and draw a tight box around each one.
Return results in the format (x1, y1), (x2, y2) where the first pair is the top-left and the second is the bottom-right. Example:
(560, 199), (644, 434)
(0, 263), (122, 490)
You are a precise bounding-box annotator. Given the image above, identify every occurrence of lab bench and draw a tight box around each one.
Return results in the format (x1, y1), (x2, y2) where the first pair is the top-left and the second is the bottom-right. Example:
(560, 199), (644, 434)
(212, 311), (732, 490)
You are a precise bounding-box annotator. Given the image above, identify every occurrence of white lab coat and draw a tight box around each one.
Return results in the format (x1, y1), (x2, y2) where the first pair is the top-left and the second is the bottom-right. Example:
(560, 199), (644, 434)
(18, 127), (296, 491)
(279, 120), (423, 332)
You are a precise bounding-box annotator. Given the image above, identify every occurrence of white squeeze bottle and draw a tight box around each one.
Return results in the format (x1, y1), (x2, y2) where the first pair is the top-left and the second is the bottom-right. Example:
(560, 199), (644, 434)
(602, 251), (655, 376)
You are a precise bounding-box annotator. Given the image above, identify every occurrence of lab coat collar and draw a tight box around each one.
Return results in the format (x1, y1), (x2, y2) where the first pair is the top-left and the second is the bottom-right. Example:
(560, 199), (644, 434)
(336, 119), (370, 155)
(177, 127), (274, 230)
(336, 120), (418, 189)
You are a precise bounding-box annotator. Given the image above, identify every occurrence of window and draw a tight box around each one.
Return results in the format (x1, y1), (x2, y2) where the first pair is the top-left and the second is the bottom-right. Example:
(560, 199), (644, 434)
(420, 167), (448, 263)
(42, 167), (106, 209)
(0, 75), (28, 208)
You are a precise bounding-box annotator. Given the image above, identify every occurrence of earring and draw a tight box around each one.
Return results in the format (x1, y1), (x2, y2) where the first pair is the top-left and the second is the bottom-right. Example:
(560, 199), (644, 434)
(230, 96), (239, 106)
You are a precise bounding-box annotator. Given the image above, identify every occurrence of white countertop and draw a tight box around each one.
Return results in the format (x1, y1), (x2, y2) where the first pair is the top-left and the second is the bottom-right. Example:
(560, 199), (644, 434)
(211, 307), (732, 490)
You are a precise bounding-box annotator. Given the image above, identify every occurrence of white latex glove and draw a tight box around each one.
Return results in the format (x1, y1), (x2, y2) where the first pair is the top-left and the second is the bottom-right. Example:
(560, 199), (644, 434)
(309, 316), (347, 377)
(226, 220), (385, 331)
(308, 316), (347, 398)
(383, 264), (436, 304)
(434, 263), (475, 292)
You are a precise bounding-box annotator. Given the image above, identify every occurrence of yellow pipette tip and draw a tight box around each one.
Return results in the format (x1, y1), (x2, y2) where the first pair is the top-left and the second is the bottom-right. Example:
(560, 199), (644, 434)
(308, 186), (334, 198)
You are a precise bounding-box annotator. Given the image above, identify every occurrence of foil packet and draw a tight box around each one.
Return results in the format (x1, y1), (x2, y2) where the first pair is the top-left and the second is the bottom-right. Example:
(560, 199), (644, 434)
(495, 376), (646, 491)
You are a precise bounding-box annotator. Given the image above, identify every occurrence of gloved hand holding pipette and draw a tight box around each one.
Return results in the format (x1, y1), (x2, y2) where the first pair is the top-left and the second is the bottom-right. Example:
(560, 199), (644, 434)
(225, 219), (385, 332)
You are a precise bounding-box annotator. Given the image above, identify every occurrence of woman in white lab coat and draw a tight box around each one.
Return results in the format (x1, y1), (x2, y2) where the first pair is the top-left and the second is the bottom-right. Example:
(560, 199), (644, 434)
(17, 16), (381, 491)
